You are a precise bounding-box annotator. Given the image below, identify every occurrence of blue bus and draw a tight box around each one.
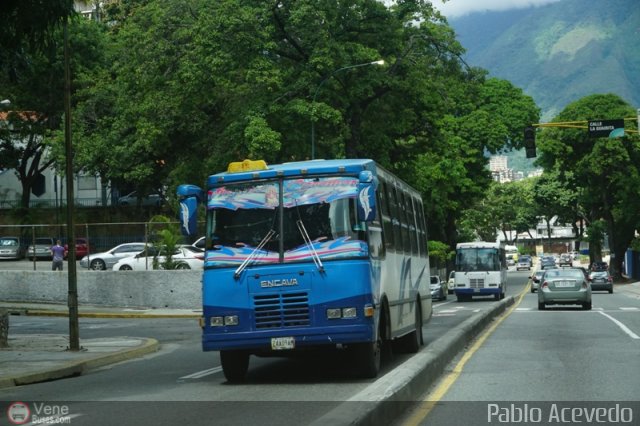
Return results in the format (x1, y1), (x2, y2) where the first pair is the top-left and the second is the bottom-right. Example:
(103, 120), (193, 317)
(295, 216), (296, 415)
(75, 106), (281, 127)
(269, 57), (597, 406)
(177, 159), (432, 381)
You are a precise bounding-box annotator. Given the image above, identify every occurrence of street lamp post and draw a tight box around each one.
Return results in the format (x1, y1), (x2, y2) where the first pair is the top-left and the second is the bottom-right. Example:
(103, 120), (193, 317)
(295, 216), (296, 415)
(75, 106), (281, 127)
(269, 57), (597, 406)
(310, 60), (384, 160)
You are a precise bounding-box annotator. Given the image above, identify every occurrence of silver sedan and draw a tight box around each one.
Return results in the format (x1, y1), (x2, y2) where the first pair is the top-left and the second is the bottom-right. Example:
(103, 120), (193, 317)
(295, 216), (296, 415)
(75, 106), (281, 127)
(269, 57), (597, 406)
(538, 267), (592, 310)
(79, 242), (149, 270)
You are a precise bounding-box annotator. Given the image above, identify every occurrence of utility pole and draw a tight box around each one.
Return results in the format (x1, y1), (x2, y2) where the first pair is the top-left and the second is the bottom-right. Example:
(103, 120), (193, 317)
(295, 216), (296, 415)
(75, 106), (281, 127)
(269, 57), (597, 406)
(64, 17), (80, 351)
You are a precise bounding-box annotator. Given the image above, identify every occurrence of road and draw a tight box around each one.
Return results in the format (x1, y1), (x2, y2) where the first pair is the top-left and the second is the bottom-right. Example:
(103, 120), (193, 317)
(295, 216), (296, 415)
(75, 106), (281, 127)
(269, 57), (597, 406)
(395, 269), (640, 426)
(0, 273), (529, 425)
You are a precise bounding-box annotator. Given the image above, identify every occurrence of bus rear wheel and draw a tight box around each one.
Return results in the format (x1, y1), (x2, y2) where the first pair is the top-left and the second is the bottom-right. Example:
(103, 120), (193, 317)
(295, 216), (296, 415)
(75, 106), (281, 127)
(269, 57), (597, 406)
(395, 301), (423, 353)
(220, 350), (250, 383)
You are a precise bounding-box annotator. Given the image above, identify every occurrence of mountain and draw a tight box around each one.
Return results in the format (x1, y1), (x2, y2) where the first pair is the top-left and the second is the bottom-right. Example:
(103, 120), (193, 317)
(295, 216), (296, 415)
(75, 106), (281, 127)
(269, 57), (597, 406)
(448, 0), (640, 121)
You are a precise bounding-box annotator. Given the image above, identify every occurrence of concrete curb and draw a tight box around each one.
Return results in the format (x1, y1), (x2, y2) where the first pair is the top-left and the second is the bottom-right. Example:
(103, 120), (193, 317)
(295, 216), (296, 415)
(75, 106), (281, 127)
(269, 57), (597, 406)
(310, 296), (516, 426)
(0, 338), (160, 389)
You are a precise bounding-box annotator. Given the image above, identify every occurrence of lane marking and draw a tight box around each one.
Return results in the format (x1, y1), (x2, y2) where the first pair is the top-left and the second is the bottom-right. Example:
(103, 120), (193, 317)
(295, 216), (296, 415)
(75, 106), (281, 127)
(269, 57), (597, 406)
(433, 300), (456, 308)
(598, 311), (640, 339)
(620, 307), (639, 311)
(401, 286), (529, 426)
(179, 366), (223, 380)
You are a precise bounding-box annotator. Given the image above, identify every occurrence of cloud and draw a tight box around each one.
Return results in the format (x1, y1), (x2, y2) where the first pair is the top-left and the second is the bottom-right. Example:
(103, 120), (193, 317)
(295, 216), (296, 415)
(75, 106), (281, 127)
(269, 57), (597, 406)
(434, 0), (563, 18)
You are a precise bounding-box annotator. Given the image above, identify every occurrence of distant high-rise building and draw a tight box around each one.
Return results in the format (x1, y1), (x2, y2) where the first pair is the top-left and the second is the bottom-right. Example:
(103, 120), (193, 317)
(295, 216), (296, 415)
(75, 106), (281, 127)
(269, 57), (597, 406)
(489, 156), (508, 172)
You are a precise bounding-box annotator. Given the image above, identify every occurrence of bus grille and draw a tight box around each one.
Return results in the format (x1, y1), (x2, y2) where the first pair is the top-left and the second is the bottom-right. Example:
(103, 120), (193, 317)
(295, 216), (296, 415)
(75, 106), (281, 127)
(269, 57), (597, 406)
(469, 278), (485, 289)
(253, 292), (310, 329)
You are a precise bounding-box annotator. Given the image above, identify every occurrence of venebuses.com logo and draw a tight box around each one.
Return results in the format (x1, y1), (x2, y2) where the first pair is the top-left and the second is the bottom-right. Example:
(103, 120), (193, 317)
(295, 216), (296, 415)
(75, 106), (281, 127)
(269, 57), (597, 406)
(6, 401), (72, 424)
(7, 402), (30, 425)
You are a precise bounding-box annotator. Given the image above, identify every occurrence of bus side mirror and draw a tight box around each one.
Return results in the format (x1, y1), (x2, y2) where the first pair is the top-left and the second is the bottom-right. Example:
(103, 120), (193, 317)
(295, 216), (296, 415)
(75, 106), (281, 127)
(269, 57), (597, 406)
(177, 184), (204, 236)
(357, 171), (376, 222)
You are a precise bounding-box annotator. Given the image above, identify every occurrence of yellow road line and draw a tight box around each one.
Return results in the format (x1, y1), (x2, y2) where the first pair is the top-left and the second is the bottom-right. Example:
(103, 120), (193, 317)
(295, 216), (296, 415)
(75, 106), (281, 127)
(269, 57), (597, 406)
(402, 286), (529, 426)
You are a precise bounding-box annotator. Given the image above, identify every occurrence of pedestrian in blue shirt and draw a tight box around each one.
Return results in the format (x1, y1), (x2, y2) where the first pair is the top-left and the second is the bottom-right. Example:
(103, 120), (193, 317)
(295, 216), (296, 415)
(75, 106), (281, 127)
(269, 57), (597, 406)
(51, 240), (65, 271)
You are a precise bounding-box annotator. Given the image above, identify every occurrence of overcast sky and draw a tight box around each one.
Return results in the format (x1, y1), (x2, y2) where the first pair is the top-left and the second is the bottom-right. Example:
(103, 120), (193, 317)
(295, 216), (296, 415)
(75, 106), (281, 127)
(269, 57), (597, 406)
(433, 0), (563, 18)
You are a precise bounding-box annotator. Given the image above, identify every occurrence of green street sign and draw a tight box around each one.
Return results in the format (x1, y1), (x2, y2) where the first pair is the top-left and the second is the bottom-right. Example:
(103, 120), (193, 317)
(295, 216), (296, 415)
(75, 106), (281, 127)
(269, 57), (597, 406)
(588, 119), (625, 138)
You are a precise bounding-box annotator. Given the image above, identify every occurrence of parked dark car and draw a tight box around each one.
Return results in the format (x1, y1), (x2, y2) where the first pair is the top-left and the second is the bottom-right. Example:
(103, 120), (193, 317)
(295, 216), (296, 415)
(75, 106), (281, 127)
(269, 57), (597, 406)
(118, 191), (164, 206)
(589, 270), (613, 293)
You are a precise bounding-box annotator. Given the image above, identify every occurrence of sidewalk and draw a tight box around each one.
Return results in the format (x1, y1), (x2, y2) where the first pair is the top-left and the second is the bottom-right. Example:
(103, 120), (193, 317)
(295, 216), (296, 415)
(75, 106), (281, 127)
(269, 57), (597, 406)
(0, 301), (202, 318)
(0, 334), (159, 388)
(0, 302), (200, 389)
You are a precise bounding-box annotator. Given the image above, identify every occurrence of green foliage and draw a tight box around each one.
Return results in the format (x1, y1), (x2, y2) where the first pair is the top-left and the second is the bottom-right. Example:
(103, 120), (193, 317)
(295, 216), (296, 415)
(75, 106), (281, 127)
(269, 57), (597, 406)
(148, 215), (183, 270)
(2, 0), (541, 258)
(535, 93), (639, 275)
(427, 240), (454, 265)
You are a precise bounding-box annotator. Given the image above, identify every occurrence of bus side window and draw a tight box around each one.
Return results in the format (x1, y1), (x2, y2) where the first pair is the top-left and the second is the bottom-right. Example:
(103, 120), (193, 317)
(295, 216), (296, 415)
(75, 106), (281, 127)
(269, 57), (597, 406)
(416, 200), (428, 258)
(368, 193), (385, 259)
(379, 180), (394, 250)
(388, 183), (403, 251)
(407, 195), (418, 256)
(399, 191), (411, 254)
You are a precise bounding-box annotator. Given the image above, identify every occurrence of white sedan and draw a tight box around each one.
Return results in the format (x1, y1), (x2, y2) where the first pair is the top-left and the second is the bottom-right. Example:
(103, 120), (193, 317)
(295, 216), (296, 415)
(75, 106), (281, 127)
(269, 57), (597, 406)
(113, 246), (204, 271)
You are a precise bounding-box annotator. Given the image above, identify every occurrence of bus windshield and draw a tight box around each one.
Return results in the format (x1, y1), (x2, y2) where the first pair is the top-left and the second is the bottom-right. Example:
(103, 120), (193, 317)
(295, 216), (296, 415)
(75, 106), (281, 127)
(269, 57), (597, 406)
(456, 247), (501, 272)
(204, 177), (368, 267)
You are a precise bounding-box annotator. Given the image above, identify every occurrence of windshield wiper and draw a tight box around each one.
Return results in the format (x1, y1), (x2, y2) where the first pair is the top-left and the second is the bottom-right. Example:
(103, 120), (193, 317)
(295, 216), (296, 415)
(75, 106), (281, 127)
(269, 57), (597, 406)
(296, 219), (325, 273)
(234, 229), (277, 279)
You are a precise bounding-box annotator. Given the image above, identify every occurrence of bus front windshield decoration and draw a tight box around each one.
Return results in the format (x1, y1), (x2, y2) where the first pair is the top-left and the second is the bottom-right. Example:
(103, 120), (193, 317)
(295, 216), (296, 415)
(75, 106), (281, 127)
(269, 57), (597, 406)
(456, 248), (501, 272)
(205, 177), (368, 267)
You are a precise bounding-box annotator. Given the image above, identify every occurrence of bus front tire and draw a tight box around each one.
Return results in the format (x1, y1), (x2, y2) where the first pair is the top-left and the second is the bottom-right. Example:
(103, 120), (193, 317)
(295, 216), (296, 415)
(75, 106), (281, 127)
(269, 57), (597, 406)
(353, 341), (380, 379)
(220, 350), (250, 383)
(456, 294), (470, 302)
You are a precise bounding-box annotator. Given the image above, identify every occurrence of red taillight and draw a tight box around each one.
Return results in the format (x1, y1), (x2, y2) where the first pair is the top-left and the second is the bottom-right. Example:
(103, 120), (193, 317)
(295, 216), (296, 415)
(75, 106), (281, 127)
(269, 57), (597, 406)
(195, 255), (204, 261)
(542, 281), (548, 289)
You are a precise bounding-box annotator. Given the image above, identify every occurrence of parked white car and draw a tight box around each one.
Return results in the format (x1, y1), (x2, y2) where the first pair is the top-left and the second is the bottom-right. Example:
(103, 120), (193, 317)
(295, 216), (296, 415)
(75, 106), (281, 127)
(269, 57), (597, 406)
(79, 242), (149, 270)
(113, 246), (204, 271)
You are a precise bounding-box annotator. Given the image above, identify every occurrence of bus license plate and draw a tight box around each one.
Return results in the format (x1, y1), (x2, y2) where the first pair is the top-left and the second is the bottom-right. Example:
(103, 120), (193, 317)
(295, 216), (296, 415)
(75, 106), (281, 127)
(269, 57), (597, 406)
(474, 288), (480, 293)
(271, 337), (295, 350)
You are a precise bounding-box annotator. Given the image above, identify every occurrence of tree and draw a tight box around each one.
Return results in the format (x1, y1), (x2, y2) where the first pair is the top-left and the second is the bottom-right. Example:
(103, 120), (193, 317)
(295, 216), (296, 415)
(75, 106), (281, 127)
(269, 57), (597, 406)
(0, 0), (74, 80)
(66, 0), (540, 255)
(536, 93), (640, 278)
(0, 17), (108, 215)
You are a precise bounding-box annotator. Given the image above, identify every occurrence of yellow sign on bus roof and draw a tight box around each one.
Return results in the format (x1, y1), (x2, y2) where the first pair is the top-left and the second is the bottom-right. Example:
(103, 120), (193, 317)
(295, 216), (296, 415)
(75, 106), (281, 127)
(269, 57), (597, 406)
(227, 159), (268, 173)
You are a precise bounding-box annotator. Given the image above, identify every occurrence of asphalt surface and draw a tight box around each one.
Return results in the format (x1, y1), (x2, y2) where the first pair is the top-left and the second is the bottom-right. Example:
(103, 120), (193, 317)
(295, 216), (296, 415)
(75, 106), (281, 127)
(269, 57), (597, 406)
(2, 279), (638, 425)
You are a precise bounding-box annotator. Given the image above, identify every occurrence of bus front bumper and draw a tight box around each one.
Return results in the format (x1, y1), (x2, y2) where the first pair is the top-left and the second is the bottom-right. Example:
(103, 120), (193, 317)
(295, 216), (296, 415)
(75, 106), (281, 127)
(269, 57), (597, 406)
(454, 288), (501, 296)
(202, 323), (375, 353)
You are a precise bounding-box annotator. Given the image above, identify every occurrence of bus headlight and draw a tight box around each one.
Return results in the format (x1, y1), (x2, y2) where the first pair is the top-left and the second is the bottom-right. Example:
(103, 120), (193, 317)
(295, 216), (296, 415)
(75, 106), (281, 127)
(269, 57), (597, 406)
(326, 307), (357, 319)
(342, 307), (357, 318)
(210, 315), (239, 326)
(224, 315), (239, 326)
(327, 308), (342, 319)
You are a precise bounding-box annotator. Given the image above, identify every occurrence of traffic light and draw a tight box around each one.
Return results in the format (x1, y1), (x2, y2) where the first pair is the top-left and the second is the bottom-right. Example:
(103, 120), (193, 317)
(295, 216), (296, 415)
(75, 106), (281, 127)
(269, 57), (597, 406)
(524, 126), (536, 158)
